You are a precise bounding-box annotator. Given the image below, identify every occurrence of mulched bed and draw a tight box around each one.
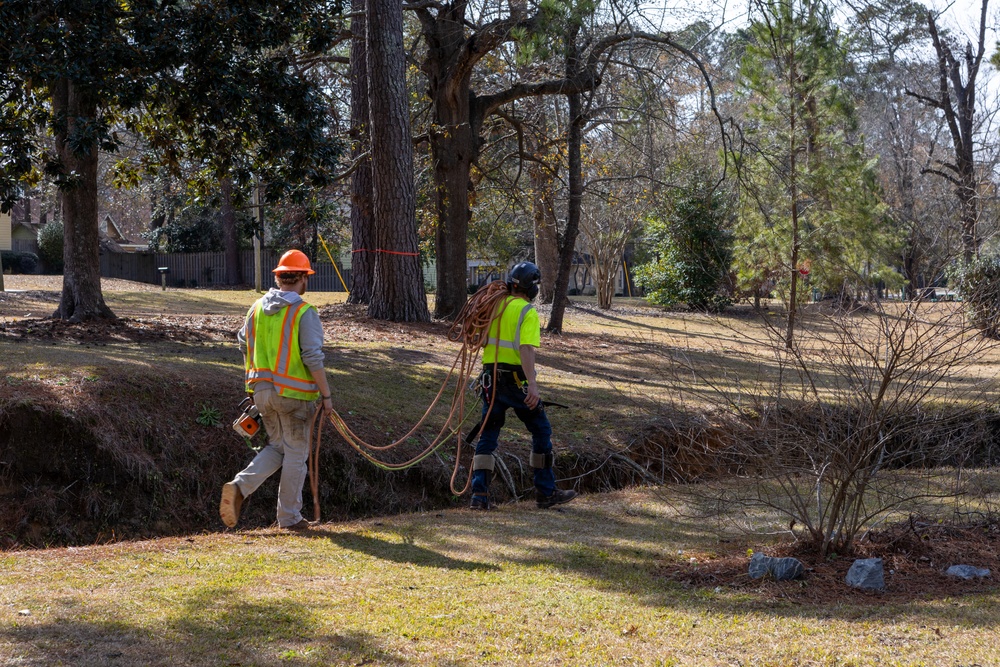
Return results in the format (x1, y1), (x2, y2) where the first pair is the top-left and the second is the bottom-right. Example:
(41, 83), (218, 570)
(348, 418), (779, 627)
(658, 518), (1000, 603)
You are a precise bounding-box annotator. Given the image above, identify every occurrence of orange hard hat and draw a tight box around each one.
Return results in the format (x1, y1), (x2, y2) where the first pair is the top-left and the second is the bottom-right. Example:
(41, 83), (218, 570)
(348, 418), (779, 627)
(272, 249), (315, 275)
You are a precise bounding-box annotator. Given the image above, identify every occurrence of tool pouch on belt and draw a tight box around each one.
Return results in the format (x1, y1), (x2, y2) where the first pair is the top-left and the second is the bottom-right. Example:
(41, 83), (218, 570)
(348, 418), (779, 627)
(482, 363), (527, 391)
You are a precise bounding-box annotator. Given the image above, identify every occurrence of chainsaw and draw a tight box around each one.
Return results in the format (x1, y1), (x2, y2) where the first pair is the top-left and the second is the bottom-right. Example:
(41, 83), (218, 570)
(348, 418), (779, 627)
(233, 397), (263, 438)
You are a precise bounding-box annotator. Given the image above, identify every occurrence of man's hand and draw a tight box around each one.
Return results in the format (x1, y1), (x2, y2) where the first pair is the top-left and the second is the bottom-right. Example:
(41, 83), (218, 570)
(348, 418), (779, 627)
(524, 381), (541, 410)
(321, 396), (334, 416)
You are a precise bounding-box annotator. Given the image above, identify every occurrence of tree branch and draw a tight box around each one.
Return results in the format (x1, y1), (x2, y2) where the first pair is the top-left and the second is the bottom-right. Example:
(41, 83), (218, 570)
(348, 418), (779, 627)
(926, 12), (963, 155)
(402, 0), (443, 10)
(454, 11), (537, 92)
(920, 166), (961, 186)
(904, 89), (943, 110)
(330, 151), (370, 182)
(478, 75), (595, 119)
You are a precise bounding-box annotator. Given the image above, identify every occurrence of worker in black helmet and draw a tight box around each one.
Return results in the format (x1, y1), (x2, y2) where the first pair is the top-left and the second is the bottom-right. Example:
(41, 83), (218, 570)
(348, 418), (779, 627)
(470, 261), (577, 510)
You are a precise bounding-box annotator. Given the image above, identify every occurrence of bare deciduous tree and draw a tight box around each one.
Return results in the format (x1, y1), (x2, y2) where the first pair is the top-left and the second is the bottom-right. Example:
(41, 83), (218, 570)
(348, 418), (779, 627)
(580, 183), (648, 309)
(659, 297), (997, 556)
(906, 0), (991, 262)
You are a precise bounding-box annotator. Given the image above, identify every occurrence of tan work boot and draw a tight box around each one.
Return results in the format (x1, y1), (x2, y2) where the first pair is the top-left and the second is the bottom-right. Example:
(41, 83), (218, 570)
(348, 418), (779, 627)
(220, 482), (243, 528)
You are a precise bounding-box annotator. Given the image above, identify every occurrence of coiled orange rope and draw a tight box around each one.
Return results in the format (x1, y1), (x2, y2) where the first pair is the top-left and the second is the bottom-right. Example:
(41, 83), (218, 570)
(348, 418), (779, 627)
(307, 281), (514, 521)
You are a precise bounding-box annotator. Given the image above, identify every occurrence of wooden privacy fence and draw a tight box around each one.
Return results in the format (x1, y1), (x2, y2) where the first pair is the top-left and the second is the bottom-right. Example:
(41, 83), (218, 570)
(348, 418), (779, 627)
(100, 250), (352, 292)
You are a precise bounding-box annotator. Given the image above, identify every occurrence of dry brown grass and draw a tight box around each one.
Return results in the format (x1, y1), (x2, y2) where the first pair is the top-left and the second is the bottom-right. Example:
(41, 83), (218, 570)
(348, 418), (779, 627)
(2, 285), (1000, 664)
(1, 488), (999, 666)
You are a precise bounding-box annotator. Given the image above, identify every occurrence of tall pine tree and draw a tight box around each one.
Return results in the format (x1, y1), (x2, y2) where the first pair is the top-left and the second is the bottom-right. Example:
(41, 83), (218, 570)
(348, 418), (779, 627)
(735, 0), (888, 345)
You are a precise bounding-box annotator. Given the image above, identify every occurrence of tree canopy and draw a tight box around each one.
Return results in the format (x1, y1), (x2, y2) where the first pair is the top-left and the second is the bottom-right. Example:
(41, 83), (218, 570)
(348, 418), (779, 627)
(0, 0), (343, 319)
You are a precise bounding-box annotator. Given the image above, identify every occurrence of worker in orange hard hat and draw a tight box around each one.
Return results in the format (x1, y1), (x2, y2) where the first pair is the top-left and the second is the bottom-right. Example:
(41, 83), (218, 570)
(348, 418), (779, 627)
(220, 249), (332, 531)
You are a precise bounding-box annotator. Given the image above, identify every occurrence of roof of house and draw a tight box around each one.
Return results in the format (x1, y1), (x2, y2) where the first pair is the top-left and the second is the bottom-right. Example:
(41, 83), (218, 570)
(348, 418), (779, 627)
(100, 214), (129, 243)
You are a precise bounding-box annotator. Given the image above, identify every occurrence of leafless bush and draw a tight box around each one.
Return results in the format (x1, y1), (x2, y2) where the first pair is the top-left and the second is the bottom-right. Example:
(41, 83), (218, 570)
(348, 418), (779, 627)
(661, 299), (999, 555)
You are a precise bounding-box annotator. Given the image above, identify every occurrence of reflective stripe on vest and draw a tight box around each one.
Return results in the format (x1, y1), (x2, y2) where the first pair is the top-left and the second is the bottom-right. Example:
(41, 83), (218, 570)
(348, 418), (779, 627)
(244, 300), (320, 400)
(483, 298), (535, 365)
(486, 302), (534, 351)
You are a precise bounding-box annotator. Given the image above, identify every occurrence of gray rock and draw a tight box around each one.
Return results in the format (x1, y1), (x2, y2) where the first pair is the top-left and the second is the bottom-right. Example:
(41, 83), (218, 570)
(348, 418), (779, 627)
(946, 565), (991, 580)
(846, 557), (885, 591)
(748, 552), (805, 581)
(748, 552), (771, 579)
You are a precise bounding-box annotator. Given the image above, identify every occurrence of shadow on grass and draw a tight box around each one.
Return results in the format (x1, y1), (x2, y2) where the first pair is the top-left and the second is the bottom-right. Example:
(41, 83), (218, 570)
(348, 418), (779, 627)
(429, 497), (1000, 626)
(311, 529), (501, 572)
(1, 599), (415, 667)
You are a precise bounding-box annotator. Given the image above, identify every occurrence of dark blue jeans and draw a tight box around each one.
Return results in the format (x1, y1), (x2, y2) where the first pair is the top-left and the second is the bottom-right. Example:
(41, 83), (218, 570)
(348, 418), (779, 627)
(471, 372), (555, 496)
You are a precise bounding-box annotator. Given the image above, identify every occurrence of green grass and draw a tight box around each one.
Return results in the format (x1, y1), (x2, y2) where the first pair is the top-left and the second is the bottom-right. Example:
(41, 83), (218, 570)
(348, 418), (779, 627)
(3, 286), (1000, 664)
(1, 489), (998, 666)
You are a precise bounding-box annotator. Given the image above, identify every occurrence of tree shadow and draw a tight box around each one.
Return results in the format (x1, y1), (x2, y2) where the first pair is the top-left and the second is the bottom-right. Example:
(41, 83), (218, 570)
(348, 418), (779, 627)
(308, 528), (501, 572)
(419, 496), (1000, 627)
(0, 598), (412, 666)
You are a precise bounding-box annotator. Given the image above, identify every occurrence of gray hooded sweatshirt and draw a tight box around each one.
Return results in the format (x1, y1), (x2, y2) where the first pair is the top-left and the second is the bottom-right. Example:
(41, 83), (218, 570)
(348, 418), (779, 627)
(238, 288), (326, 374)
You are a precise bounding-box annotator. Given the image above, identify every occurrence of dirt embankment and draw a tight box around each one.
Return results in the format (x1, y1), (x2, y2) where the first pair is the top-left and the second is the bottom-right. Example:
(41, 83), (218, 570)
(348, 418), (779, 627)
(0, 312), (656, 549)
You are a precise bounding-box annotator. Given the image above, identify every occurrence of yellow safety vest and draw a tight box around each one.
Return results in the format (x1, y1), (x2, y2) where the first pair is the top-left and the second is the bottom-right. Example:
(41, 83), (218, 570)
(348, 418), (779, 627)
(482, 296), (538, 366)
(244, 300), (320, 400)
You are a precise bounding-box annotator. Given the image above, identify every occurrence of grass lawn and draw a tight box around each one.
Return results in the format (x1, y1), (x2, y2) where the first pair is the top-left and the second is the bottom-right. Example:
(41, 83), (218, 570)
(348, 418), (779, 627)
(2, 277), (1000, 665)
(2, 488), (998, 667)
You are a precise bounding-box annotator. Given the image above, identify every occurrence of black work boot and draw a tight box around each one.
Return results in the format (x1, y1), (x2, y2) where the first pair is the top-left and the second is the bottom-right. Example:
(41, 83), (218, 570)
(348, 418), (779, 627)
(469, 494), (492, 511)
(536, 488), (576, 509)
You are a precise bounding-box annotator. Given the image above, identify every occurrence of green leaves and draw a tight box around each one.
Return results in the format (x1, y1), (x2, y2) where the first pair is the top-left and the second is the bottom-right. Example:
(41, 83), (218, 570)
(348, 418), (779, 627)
(636, 177), (735, 312)
(734, 0), (896, 301)
(0, 0), (345, 209)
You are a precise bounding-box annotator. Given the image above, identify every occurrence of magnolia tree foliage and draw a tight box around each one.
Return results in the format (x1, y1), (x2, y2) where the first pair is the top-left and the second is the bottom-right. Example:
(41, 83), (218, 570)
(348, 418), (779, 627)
(37, 220), (64, 273)
(952, 256), (1000, 339)
(0, 0), (343, 320)
(635, 180), (734, 312)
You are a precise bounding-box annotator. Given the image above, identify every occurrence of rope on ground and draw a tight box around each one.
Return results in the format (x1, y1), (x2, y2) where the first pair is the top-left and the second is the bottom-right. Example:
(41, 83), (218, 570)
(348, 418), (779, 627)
(307, 281), (514, 521)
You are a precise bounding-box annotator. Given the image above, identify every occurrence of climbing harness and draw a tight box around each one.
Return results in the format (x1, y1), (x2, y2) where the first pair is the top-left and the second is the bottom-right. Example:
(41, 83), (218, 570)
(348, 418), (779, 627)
(305, 281), (519, 521)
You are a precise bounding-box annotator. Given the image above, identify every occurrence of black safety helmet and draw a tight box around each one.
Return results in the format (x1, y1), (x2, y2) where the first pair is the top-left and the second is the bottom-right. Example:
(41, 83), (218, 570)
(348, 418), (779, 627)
(508, 261), (541, 300)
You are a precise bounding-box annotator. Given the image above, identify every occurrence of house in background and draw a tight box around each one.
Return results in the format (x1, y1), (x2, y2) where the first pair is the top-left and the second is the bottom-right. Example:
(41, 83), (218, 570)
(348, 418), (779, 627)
(0, 210), (10, 251)
(11, 220), (41, 254)
(100, 213), (146, 252)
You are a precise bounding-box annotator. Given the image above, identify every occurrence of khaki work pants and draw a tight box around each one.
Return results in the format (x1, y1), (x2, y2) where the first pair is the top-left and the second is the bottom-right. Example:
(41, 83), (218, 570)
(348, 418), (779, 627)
(232, 383), (315, 527)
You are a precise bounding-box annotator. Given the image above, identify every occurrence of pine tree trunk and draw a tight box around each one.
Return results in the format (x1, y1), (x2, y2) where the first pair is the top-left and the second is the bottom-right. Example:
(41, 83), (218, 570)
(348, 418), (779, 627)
(366, 0), (430, 322)
(220, 177), (243, 286)
(348, 0), (375, 305)
(421, 11), (476, 320)
(52, 76), (115, 322)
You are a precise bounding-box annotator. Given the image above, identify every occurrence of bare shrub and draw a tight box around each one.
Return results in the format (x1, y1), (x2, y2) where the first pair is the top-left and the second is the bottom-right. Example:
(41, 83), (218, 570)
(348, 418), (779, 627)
(580, 180), (648, 310)
(661, 299), (999, 556)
